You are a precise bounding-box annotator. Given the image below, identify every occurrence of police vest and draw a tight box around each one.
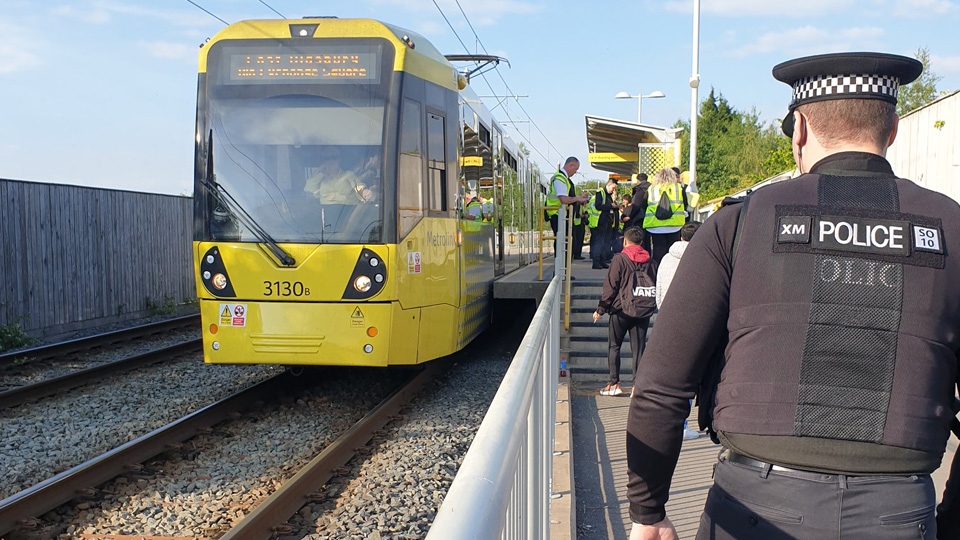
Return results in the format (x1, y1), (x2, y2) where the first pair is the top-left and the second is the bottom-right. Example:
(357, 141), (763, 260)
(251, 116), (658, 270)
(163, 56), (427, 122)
(545, 171), (575, 218)
(587, 192), (601, 228)
(642, 183), (685, 228)
(715, 171), (960, 471)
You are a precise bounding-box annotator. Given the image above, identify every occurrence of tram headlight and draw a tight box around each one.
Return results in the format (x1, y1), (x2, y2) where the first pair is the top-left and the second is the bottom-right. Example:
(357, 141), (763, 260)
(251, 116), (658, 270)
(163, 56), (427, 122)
(342, 248), (386, 300)
(353, 275), (372, 292)
(200, 246), (236, 298)
(212, 273), (228, 290)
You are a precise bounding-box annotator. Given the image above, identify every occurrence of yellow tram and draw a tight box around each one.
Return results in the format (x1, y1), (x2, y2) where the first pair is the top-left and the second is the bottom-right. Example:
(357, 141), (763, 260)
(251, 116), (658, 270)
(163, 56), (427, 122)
(193, 17), (541, 366)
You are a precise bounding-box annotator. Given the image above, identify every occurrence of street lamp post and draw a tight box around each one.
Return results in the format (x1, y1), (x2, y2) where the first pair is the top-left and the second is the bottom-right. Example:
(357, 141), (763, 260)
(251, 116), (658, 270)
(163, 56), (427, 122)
(615, 90), (665, 124)
(690, 0), (701, 205)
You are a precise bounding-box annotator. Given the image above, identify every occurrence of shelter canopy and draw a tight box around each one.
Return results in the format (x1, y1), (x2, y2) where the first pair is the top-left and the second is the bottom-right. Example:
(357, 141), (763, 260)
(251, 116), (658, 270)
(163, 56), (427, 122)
(584, 115), (681, 177)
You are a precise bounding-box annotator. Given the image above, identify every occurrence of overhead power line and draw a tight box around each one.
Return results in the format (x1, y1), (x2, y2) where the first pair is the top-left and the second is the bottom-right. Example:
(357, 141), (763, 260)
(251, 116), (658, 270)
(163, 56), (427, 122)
(452, 0), (564, 164)
(185, 0), (229, 25)
(432, 0), (560, 169)
(257, 0), (285, 18)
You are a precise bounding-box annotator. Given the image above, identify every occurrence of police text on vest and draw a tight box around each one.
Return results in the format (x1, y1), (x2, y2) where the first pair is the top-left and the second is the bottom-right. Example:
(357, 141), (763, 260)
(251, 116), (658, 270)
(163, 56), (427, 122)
(812, 216), (910, 256)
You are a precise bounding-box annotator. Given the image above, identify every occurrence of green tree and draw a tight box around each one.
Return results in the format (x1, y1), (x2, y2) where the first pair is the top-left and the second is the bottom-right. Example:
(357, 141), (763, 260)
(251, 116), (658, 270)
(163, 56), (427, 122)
(897, 47), (943, 115)
(674, 89), (793, 201)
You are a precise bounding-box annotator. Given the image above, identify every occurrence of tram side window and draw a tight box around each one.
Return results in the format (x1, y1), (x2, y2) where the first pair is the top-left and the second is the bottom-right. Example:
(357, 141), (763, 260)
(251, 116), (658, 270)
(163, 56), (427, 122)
(427, 113), (446, 213)
(399, 99), (425, 238)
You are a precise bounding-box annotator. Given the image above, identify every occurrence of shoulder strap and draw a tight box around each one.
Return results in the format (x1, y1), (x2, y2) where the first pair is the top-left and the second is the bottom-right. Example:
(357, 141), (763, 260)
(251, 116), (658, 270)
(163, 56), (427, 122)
(731, 191), (752, 269)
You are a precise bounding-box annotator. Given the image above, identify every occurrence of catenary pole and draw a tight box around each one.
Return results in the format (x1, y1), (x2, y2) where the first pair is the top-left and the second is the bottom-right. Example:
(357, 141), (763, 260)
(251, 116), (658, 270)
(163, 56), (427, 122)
(689, 0), (701, 200)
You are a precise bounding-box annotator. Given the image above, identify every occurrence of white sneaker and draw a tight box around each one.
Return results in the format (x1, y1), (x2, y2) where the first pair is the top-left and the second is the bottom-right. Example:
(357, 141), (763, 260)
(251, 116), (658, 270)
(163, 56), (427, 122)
(682, 428), (700, 440)
(600, 383), (624, 396)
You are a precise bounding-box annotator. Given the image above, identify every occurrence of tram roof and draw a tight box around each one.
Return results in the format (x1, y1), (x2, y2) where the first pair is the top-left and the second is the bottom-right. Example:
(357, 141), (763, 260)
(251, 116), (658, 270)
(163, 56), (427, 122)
(584, 115), (682, 176)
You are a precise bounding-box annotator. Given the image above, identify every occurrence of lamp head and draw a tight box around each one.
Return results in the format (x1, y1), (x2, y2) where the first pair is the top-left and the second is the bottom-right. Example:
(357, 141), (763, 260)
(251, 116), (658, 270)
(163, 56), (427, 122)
(614, 91), (631, 99)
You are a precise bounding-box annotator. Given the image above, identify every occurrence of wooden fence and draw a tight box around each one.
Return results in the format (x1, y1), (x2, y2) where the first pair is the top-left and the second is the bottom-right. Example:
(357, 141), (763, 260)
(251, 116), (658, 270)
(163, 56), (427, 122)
(0, 179), (195, 339)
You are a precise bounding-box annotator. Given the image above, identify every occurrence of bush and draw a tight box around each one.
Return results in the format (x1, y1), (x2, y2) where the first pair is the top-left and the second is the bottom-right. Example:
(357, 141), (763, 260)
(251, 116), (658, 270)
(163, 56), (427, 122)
(0, 320), (37, 353)
(145, 295), (179, 316)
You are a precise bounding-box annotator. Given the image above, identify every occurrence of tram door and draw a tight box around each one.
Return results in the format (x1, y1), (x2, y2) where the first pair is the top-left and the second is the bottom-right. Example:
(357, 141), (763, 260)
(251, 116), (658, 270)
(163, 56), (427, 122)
(493, 127), (505, 276)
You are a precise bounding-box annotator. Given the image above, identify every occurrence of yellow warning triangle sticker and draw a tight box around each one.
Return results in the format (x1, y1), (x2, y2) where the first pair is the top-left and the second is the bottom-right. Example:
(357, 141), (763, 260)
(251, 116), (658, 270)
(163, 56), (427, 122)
(221, 306), (231, 317)
(351, 307), (364, 318)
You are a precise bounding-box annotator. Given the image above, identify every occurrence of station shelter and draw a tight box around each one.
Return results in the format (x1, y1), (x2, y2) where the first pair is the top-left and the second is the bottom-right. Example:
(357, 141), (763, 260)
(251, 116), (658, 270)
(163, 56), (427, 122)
(584, 115), (683, 180)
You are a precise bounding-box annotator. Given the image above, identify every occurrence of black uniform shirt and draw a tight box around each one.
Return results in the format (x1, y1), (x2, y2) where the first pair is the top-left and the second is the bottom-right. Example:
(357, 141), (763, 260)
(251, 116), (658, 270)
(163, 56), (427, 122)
(625, 152), (960, 525)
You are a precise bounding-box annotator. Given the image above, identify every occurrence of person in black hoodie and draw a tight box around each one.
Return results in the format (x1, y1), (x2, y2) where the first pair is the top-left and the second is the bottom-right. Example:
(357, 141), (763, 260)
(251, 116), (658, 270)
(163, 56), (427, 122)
(622, 173), (652, 253)
(592, 227), (653, 396)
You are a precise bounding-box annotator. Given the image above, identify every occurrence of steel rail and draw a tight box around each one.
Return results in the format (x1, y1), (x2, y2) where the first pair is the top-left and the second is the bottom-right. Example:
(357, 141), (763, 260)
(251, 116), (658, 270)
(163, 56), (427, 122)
(0, 340), (201, 410)
(219, 361), (451, 540)
(0, 372), (295, 536)
(0, 314), (200, 364)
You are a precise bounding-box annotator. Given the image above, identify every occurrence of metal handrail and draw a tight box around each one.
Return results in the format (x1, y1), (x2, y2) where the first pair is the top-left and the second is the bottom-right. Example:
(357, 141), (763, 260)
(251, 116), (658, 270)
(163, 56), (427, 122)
(536, 203), (573, 330)
(537, 205), (560, 281)
(426, 277), (560, 539)
(564, 205), (573, 332)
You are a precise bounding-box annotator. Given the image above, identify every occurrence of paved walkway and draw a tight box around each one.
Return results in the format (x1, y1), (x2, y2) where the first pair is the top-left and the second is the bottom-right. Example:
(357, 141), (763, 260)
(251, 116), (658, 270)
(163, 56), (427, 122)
(571, 380), (714, 540)
(570, 378), (959, 540)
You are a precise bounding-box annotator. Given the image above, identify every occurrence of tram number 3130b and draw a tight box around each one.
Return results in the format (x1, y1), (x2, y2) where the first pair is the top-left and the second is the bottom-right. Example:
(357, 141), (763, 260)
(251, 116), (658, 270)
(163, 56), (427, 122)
(263, 281), (311, 297)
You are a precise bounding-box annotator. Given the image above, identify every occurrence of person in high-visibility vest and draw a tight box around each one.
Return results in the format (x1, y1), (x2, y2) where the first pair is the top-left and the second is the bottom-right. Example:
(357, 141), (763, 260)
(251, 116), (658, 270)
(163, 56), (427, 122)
(642, 168), (686, 266)
(545, 157), (590, 256)
(464, 194), (484, 221)
(589, 178), (618, 269)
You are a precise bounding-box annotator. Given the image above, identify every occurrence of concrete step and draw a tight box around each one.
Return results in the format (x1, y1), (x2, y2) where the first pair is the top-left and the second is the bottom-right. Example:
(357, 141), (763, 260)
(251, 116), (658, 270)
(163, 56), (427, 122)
(567, 323), (651, 382)
(565, 281), (655, 382)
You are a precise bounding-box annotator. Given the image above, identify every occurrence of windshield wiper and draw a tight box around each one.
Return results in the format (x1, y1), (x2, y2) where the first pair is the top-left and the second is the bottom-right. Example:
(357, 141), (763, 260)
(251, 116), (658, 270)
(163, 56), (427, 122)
(203, 129), (296, 266)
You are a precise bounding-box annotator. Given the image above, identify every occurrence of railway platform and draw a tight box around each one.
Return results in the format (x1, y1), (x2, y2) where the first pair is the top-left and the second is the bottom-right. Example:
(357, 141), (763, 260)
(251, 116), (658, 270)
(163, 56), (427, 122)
(503, 255), (960, 540)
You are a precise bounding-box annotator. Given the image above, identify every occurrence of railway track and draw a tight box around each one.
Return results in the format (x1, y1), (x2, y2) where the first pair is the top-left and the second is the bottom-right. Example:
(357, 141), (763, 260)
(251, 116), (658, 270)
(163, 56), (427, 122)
(0, 314), (199, 366)
(0, 315), (201, 410)
(220, 360), (448, 540)
(2, 302), (532, 539)
(0, 363), (448, 539)
(0, 340), (201, 410)
(0, 372), (294, 536)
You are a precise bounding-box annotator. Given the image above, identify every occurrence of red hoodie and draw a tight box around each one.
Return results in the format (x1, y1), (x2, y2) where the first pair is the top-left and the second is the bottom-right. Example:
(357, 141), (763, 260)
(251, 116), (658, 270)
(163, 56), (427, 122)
(596, 244), (653, 316)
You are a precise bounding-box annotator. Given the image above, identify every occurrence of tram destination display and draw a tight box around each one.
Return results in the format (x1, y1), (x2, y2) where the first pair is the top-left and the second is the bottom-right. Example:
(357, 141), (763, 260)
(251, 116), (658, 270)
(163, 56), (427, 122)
(215, 43), (382, 84)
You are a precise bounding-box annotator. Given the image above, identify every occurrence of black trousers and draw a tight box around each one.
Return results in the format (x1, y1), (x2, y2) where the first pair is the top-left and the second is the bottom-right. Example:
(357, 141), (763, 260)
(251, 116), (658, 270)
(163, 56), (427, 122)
(649, 230), (681, 267)
(589, 226), (609, 264)
(607, 312), (649, 385)
(572, 222), (586, 258)
(549, 213), (564, 256)
(697, 457), (936, 540)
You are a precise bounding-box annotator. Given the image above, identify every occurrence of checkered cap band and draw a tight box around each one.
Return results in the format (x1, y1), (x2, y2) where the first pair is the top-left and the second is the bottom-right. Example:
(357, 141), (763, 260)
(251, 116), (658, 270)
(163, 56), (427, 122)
(791, 74), (899, 106)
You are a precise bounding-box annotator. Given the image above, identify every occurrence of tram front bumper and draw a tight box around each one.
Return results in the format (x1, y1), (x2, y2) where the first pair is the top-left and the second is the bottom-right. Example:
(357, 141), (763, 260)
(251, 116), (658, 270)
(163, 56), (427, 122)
(200, 300), (392, 366)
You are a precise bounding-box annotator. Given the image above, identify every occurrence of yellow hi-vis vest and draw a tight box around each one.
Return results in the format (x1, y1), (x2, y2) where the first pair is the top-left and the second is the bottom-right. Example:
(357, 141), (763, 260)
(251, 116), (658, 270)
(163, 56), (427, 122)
(586, 192), (601, 228)
(545, 171), (574, 218)
(642, 183), (685, 229)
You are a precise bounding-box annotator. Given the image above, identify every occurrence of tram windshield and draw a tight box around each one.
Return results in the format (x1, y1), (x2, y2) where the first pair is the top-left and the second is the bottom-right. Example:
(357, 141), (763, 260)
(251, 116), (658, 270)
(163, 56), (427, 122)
(201, 40), (392, 244)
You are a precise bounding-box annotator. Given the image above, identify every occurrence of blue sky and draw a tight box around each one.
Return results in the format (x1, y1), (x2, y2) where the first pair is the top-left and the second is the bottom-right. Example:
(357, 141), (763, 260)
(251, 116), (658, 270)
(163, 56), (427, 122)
(1, 0), (958, 195)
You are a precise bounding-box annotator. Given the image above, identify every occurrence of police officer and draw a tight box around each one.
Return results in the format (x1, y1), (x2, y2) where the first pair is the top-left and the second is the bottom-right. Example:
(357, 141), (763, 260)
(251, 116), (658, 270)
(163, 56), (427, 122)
(545, 156), (590, 256)
(626, 52), (960, 540)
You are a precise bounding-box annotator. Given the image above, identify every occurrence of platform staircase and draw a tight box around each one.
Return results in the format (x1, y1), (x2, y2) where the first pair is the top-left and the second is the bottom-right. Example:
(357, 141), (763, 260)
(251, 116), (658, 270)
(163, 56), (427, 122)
(563, 277), (653, 385)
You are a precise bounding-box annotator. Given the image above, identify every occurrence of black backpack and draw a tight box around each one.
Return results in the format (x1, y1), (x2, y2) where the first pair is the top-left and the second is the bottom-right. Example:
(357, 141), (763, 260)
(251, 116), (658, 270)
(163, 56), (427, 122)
(654, 189), (673, 220)
(617, 257), (657, 320)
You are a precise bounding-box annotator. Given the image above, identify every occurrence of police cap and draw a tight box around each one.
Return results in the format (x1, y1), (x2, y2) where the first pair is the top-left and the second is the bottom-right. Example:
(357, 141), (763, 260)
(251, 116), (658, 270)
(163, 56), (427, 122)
(774, 52), (923, 137)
